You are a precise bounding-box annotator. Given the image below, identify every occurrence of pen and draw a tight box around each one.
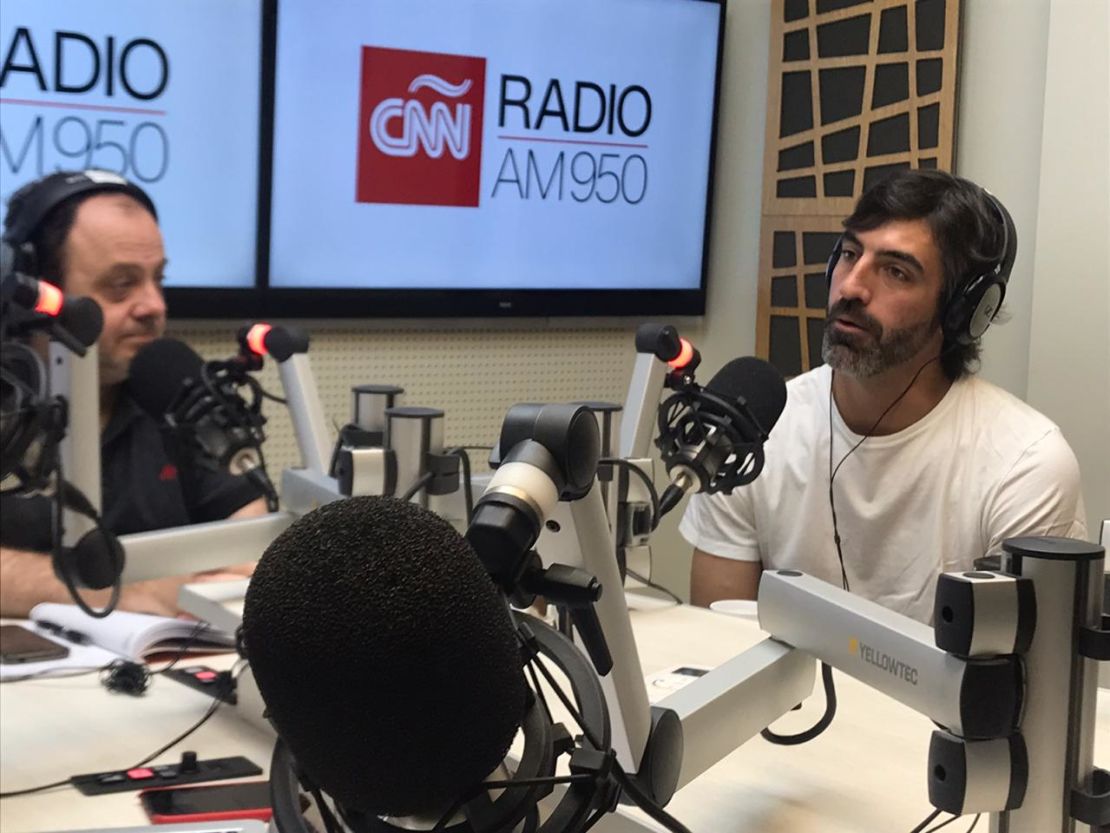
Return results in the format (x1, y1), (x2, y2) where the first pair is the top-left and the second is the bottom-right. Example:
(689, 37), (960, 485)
(37, 620), (90, 645)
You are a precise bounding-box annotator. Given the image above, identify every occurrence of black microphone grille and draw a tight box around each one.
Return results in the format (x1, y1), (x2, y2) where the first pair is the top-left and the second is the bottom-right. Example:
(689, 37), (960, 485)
(59, 296), (103, 348)
(242, 495), (528, 818)
(706, 356), (788, 434)
(126, 337), (204, 417)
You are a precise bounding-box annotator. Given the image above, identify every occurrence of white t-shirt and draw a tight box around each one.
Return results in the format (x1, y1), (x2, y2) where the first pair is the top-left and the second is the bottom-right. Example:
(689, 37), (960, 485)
(679, 364), (1088, 623)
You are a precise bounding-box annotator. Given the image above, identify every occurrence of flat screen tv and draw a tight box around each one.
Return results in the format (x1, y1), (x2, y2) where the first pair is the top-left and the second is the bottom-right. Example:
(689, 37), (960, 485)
(1, 0), (724, 319)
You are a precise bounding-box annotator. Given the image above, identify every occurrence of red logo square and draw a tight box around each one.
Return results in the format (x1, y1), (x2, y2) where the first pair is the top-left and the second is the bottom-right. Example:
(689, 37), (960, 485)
(356, 46), (486, 207)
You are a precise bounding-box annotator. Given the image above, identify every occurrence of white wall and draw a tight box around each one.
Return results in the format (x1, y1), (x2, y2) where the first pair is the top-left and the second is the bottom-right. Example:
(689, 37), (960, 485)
(956, 0), (1051, 399)
(1025, 0), (1110, 528)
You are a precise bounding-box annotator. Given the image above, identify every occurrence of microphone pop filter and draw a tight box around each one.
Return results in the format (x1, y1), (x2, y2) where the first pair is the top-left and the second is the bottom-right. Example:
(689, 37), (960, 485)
(242, 496), (528, 818)
(706, 356), (788, 435)
(126, 337), (204, 417)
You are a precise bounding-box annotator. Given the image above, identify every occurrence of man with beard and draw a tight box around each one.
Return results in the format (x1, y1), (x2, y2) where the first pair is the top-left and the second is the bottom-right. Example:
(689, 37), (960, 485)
(0, 171), (267, 617)
(680, 169), (1086, 623)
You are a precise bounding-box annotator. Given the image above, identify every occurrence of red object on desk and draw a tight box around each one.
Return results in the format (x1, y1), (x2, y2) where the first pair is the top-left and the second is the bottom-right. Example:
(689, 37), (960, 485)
(139, 781), (274, 823)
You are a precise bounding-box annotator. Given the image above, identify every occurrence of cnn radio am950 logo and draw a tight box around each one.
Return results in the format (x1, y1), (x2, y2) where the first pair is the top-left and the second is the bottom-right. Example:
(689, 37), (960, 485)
(355, 44), (656, 209)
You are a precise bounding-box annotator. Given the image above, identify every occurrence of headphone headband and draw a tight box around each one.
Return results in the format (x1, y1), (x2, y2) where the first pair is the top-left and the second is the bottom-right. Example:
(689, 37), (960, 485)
(3, 170), (157, 248)
(980, 190), (1017, 290)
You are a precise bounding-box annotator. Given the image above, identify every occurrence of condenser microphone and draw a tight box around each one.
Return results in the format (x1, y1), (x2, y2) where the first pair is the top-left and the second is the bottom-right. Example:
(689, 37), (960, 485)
(127, 337), (267, 478)
(242, 495), (529, 821)
(656, 356), (787, 515)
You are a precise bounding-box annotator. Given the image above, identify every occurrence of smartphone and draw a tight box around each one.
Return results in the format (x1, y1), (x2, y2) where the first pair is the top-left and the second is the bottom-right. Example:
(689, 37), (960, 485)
(140, 781), (276, 823)
(0, 624), (69, 664)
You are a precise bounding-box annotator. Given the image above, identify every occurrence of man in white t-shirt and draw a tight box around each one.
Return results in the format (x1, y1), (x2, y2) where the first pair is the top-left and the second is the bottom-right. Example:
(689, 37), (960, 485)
(680, 170), (1087, 623)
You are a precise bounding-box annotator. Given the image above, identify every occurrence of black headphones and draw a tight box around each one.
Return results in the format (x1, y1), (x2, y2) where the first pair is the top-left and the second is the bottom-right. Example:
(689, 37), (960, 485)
(0, 342), (64, 491)
(0, 170), (147, 616)
(2, 169), (157, 279)
(824, 190), (1018, 345)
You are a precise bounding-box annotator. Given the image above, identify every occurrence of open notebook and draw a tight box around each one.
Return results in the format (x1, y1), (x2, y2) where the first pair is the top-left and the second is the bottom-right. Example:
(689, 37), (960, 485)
(0, 603), (236, 680)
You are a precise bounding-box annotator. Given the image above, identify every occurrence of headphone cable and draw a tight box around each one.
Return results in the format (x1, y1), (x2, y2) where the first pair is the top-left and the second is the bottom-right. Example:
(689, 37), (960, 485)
(827, 349), (950, 592)
(764, 350), (949, 750)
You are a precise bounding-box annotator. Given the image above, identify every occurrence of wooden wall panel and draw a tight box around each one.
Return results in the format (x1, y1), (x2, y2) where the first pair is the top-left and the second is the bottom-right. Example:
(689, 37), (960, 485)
(756, 0), (961, 374)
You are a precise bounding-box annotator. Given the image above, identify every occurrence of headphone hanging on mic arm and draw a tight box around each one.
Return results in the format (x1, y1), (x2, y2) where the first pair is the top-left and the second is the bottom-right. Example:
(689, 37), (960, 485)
(0, 338), (124, 616)
(1, 248), (125, 617)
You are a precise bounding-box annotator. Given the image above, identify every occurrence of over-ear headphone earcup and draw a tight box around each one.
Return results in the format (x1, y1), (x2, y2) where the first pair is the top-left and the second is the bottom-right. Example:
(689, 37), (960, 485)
(53, 527), (125, 590)
(944, 275), (1006, 344)
(944, 192), (1017, 344)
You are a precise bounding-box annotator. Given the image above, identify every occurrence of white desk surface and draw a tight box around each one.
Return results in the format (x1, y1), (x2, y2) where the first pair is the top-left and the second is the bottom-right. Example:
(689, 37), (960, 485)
(2, 597), (1107, 833)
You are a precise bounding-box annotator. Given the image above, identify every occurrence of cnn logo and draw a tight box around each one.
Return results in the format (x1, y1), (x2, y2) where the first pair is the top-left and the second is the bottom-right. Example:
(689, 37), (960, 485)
(356, 46), (486, 207)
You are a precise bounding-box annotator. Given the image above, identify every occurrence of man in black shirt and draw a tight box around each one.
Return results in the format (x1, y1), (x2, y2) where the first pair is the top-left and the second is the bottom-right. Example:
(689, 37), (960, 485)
(1, 171), (267, 616)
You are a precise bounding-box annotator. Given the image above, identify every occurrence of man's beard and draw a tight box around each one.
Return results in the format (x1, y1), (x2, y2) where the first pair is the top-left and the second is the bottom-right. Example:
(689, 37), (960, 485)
(821, 300), (938, 378)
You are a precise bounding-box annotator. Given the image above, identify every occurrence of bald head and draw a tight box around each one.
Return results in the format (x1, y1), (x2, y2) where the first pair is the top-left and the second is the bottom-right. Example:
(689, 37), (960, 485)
(62, 193), (167, 387)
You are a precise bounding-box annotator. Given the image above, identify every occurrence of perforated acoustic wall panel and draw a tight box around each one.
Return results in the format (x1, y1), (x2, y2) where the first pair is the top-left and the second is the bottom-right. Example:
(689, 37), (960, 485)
(756, 0), (960, 376)
(170, 324), (638, 480)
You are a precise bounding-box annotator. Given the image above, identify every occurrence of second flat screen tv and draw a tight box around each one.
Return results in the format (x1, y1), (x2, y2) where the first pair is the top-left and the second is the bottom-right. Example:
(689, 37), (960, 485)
(263, 0), (724, 317)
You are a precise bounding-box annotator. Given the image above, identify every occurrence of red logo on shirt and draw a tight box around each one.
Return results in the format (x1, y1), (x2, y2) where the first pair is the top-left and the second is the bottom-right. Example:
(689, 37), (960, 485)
(355, 46), (487, 207)
(158, 463), (178, 481)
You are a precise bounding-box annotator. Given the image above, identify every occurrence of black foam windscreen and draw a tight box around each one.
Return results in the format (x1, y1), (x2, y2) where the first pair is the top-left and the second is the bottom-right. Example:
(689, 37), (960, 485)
(242, 495), (528, 818)
(705, 357), (788, 435)
(58, 296), (103, 349)
(126, 337), (204, 417)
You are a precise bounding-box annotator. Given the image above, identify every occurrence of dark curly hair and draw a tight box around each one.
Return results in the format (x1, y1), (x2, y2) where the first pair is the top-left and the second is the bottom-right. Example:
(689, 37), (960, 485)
(842, 169), (1010, 381)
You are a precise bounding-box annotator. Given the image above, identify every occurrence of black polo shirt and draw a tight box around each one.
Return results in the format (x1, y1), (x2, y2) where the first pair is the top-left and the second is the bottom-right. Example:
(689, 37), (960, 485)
(1, 393), (265, 552)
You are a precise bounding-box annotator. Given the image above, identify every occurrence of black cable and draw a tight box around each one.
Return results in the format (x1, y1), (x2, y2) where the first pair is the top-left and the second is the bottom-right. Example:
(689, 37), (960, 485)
(525, 645), (692, 833)
(827, 350), (949, 595)
(129, 659), (245, 768)
(625, 568), (682, 606)
(908, 808), (945, 833)
(152, 620), (213, 676)
(397, 470), (435, 502)
(761, 662), (837, 745)
(257, 384), (287, 405)
(923, 812), (979, 833)
(523, 648), (603, 752)
(51, 456), (121, 619)
(579, 805), (611, 833)
(0, 777), (72, 798)
(129, 686), (224, 768)
(309, 785), (343, 833)
(0, 660), (242, 799)
(599, 457), (661, 532)
(611, 762), (694, 833)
